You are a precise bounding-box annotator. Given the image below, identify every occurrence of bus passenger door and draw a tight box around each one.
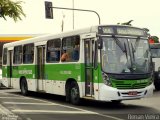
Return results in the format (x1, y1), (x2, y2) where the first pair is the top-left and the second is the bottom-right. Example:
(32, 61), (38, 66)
(37, 46), (45, 91)
(8, 50), (13, 87)
(84, 39), (94, 96)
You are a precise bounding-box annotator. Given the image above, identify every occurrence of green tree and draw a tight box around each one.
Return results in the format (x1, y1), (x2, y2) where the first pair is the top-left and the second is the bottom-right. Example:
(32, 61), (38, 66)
(0, 0), (25, 22)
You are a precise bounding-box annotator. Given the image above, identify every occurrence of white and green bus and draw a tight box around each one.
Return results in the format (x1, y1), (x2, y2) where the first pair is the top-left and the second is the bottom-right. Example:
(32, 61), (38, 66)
(2, 25), (154, 104)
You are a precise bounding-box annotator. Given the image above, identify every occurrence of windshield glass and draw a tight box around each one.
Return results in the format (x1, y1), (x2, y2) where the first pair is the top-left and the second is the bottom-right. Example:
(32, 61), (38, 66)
(101, 37), (131, 73)
(130, 38), (150, 73)
(101, 37), (150, 74)
(151, 49), (160, 58)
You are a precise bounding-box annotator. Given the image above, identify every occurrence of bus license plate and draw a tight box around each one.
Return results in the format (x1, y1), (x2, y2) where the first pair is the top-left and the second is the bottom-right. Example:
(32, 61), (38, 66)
(128, 91), (137, 96)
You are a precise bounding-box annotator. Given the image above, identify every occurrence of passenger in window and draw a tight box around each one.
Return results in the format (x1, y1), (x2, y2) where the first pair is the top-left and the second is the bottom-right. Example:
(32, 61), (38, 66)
(61, 50), (70, 62)
(72, 44), (79, 60)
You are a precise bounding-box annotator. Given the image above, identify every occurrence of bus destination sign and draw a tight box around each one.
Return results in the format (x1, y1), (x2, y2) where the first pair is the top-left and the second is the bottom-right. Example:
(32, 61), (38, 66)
(98, 26), (147, 36)
(117, 27), (145, 36)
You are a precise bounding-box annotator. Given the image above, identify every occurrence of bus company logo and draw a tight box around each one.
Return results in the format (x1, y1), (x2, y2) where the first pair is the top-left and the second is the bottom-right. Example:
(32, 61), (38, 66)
(60, 71), (72, 75)
(19, 70), (32, 75)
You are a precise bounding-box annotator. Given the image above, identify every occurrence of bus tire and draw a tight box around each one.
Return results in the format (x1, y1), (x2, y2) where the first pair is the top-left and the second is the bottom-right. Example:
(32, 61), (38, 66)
(111, 100), (122, 104)
(20, 78), (28, 96)
(154, 83), (160, 90)
(70, 81), (80, 105)
(65, 83), (70, 102)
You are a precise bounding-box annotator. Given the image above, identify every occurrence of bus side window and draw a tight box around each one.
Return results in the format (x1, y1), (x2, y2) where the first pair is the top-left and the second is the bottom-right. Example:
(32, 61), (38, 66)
(23, 43), (34, 64)
(13, 45), (22, 64)
(62, 36), (80, 62)
(3, 48), (7, 65)
(46, 39), (61, 63)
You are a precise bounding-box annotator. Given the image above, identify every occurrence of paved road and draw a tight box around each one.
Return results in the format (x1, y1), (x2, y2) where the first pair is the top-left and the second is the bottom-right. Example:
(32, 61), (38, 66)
(0, 88), (160, 120)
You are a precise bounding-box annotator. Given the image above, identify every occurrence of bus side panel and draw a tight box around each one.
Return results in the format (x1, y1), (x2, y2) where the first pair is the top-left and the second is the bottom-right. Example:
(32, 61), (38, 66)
(93, 63), (102, 100)
(80, 63), (85, 97)
(45, 63), (82, 96)
(12, 65), (37, 91)
(2, 66), (9, 87)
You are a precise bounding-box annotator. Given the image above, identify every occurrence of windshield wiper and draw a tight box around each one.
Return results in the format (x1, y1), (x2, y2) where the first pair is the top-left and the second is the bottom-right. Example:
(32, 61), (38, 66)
(124, 42), (128, 60)
(112, 35), (126, 53)
(131, 43), (135, 60)
(133, 37), (140, 52)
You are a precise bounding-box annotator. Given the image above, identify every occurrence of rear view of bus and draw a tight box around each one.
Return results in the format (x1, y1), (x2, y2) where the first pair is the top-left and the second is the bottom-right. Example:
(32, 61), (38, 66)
(97, 25), (154, 102)
(150, 43), (160, 90)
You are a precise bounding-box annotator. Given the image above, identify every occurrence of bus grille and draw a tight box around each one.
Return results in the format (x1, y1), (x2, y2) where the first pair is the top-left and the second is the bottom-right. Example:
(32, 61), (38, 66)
(112, 80), (149, 89)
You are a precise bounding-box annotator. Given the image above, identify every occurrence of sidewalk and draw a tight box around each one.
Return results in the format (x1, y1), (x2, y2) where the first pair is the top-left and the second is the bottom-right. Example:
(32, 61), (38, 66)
(0, 104), (19, 120)
(0, 83), (8, 90)
(0, 92), (20, 120)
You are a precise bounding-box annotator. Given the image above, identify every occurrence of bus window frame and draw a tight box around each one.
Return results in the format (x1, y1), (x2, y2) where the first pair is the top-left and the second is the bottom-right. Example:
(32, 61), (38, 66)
(13, 45), (23, 65)
(46, 38), (61, 63)
(23, 43), (34, 64)
(2, 48), (7, 65)
(61, 35), (80, 62)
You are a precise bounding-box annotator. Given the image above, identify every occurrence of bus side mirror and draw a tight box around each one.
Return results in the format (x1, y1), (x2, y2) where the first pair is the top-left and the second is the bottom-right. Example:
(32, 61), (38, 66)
(97, 37), (103, 49)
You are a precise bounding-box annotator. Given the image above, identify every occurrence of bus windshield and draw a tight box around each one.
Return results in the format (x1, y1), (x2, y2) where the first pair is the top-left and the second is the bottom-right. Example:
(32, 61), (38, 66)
(101, 36), (150, 74)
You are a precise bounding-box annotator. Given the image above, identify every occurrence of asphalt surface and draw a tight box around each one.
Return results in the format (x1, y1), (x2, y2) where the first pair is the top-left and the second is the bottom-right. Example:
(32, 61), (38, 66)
(0, 88), (160, 120)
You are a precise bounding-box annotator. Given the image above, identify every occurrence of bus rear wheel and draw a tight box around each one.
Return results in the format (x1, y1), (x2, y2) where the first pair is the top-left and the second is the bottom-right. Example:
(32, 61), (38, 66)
(70, 81), (80, 105)
(20, 78), (28, 96)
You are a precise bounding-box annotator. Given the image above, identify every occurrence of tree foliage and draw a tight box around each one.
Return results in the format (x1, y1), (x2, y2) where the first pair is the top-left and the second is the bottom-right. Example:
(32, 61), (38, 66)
(0, 0), (25, 22)
(150, 36), (159, 43)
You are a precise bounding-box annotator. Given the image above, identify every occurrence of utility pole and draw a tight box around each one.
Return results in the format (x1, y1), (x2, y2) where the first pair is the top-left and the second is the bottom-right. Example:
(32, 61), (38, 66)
(72, 0), (75, 30)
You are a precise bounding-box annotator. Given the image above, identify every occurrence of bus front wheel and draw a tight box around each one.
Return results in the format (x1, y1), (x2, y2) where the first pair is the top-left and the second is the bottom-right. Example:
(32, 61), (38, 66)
(70, 81), (80, 105)
(20, 78), (28, 96)
(111, 100), (122, 104)
(154, 83), (160, 90)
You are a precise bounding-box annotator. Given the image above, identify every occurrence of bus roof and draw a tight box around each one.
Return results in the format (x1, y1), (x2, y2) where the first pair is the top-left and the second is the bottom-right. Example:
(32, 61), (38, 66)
(3, 25), (147, 48)
(3, 26), (99, 48)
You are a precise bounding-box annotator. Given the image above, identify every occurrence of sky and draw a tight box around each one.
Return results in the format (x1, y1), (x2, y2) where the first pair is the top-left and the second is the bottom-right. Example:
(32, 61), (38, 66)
(0, 0), (160, 37)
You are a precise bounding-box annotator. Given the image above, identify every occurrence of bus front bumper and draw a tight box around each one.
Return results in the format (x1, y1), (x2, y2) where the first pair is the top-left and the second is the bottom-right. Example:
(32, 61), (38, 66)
(99, 83), (154, 101)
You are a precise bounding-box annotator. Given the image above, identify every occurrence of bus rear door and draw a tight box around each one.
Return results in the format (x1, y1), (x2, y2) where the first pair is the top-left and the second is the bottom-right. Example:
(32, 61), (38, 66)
(8, 50), (13, 87)
(36, 44), (46, 92)
(7, 50), (13, 87)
